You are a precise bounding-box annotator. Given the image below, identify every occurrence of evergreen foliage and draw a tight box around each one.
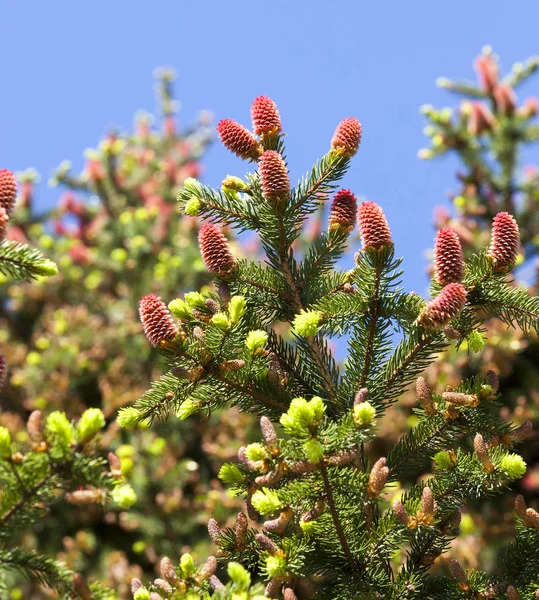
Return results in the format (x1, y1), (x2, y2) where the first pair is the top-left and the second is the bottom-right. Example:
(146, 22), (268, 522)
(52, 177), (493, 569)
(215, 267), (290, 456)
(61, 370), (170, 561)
(125, 95), (539, 599)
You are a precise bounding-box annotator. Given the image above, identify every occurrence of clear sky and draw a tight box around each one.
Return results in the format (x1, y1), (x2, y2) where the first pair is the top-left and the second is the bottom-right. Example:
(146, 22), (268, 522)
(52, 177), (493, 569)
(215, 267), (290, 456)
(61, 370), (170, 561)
(1, 1), (538, 293)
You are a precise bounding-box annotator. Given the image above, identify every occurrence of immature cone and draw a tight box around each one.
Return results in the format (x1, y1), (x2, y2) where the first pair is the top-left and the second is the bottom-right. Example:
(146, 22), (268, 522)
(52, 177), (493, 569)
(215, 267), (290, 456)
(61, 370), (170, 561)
(329, 189), (357, 233)
(474, 433), (494, 473)
(331, 117), (362, 157)
(525, 508), (539, 532)
(514, 495), (531, 526)
(198, 556), (217, 580)
(450, 559), (469, 591)
(367, 457), (389, 498)
(208, 518), (221, 543)
(357, 201), (392, 250)
(0, 169), (17, 216)
(416, 377), (436, 415)
(418, 283), (467, 328)
(198, 222), (238, 278)
(258, 150), (290, 202)
(506, 586), (519, 600)
(251, 96), (282, 136)
(235, 512), (248, 550)
(486, 369), (500, 393)
(216, 119), (262, 160)
(467, 102), (495, 136)
(160, 556), (179, 583)
(0, 355), (6, 390)
(0, 207), (8, 240)
(421, 487), (438, 519)
(393, 499), (410, 526)
(433, 228), (464, 285)
(488, 212), (520, 272)
(260, 416), (278, 447)
(139, 293), (179, 347)
(494, 84), (517, 115)
(73, 574), (92, 600)
(474, 54), (498, 94)
(283, 588), (299, 600)
(255, 532), (280, 555)
(27, 410), (44, 445)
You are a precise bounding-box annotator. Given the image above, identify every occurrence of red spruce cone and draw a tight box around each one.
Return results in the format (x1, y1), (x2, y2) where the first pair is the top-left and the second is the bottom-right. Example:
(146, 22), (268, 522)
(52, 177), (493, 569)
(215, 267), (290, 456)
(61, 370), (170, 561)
(258, 150), (290, 202)
(331, 117), (362, 157)
(467, 102), (495, 136)
(217, 119), (262, 160)
(433, 228), (464, 285)
(251, 96), (282, 136)
(488, 211), (520, 272)
(329, 189), (357, 233)
(419, 283), (467, 328)
(139, 293), (178, 347)
(198, 222), (238, 277)
(494, 84), (517, 116)
(357, 201), (392, 249)
(0, 169), (17, 216)
(474, 54), (498, 94)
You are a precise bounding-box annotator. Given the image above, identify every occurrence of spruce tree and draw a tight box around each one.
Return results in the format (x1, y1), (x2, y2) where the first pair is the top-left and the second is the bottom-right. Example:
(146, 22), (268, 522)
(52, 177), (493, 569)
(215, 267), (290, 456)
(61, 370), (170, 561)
(122, 95), (539, 599)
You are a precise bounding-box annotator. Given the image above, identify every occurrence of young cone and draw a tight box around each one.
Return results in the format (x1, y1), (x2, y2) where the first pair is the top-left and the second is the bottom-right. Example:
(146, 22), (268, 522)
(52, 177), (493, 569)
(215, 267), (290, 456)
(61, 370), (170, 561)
(494, 84), (517, 116)
(198, 222), (238, 278)
(0, 169), (17, 216)
(251, 96), (282, 136)
(328, 189), (357, 233)
(467, 102), (495, 136)
(357, 201), (392, 250)
(139, 293), (179, 347)
(331, 117), (362, 157)
(418, 283), (467, 328)
(488, 212), (520, 272)
(474, 54), (498, 94)
(258, 150), (290, 202)
(217, 119), (262, 160)
(433, 228), (464, 285)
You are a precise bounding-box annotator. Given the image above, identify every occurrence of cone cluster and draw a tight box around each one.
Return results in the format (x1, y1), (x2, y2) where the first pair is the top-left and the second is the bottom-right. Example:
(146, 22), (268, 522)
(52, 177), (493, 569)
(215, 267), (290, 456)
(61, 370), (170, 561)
(139, 293), (179, 347)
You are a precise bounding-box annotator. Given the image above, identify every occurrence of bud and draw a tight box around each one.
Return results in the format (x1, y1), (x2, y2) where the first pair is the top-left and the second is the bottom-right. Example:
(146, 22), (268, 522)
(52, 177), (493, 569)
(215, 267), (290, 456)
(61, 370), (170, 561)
(65, 489), (103, 505)
(208, 517), (221, 543)
(133, 590), (150, 600)
(0, 169), (17, 216)
(357, 201), (393, 250)
(246, 329), (268, 354)
(73, 574), (92, 600)
(506, 586), (519, 600)
(211, 312), (231, 330)
(0, 426), (12, 458)
(280, 396), (326, 437)
(367, 457), (389, 499)
(218, 359), (246, 372)
(353, 401), (376, 426)
(514, 494), (531, 526)
(222, 175), (249, 193)
(421, 486), (438, 519)
(209, 575), (225, 591)
(416, 377), (437, 415)
(467, 102), (495, 135)
(260, 416), (278, 447)
(450, 559), (469, 591)
(153, 579), (172, 593)
(494, 84), (517, 115)
(198, 222), (238, 278)
(433, 228), (464, 285)
(331, 117), (362, 157)
(184, 197), (201, 216)
(488, 212), (520, 272)
(46, 411), (74, 444)
(229, 295), (246, 323)
(131, 578), (143, 593)
(486, 370), (499, 393)
(474, 54), (498, 94)
(251, 96), (282, 136)
(354, 387), (369, 405)
(474, 433), (494, 473)
(328, 189), (357, 233)
(168, 298), (192, 320)
(77, 408), (106, 443)
(27, 410), (44, 445)
(264, 507), (294, 535)
(326, 449), (358, 466)
(442, 391), (479, 408)
(292, 309), (322, 338)
(111, 484), (137, 508)
(255, 532), (280, 555)
(235, 512), (248, 550)
(251, 488), (283, 515)
(393, 499), (410, 526)
(418, 283), (467, 329)
(160, 556), (179, 583)
(216, 119), (262, 160)
(139, 293), (178, 347)
(505, 421), (533, 445)
(258, 150), (290, 202)
(525, 508), (539, 532)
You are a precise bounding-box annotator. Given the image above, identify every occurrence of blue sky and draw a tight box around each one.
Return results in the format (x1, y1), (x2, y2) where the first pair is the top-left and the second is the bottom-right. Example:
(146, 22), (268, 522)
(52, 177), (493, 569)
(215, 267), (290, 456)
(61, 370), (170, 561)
(1, 1), (538, 293)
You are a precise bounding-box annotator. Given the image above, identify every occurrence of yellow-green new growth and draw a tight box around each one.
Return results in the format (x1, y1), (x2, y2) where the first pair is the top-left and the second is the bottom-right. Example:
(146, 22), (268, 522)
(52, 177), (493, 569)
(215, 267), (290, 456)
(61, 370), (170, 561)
(77, 408), (106, 442)
(251, 488), (283, 515)
(168, 297), (192, 320)
(111, 484), (137, 509)
(229, 295), (247, 323)
(292, 309), (322, 337)
(46, 411), (73, 444)
(353, 401), (376, 426)
(280, 396), (326, 437)
(0, 427), (12, 458)
(117, 407), (143, 429)
(211, 311), (231, 330)
(498, 453), (526, 479)
(246, 329), (268, 354)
